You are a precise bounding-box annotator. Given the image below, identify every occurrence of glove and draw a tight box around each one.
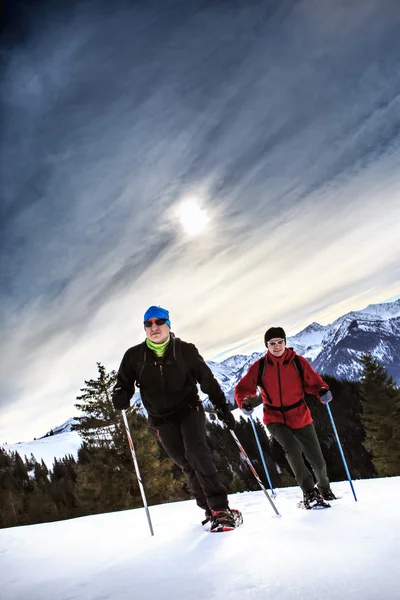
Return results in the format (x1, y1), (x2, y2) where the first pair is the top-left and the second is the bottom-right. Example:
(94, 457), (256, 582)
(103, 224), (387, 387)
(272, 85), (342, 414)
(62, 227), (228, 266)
(216, 404), (235, 430)
(112, 387), (130, 411)
(241, 399), (254, 416)
(320, 388), (333, 404)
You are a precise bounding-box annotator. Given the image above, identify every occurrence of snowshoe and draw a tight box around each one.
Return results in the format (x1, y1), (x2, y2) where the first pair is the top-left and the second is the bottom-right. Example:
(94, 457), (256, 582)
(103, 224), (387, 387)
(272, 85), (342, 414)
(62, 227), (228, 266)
(209, 508), (243, 532)
(298, 488), (331, 510)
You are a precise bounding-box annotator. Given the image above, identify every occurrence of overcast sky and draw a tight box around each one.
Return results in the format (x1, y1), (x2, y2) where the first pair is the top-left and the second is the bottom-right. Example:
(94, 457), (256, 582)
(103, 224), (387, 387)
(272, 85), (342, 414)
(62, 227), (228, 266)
(1, 0), (400, 443)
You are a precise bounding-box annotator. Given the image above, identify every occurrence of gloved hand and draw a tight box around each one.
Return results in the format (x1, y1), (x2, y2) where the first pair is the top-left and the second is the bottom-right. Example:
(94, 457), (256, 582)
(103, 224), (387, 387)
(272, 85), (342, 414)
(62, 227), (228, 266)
(112, 387), (131, 411)
(320, 388), (333, 404)
(241, 398), (254, 416)
(216, 404), (235, 430)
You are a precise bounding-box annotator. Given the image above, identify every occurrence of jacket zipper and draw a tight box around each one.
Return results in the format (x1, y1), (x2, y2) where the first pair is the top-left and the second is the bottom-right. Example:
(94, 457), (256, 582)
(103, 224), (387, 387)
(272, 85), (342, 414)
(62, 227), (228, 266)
(158, 363), (168, 409)
(277, 363), (286, 425)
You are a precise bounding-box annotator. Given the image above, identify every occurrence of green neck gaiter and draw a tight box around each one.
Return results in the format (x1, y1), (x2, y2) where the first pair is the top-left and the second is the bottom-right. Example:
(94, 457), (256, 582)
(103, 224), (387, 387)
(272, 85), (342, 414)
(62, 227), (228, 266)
(146, 336), (171, 357)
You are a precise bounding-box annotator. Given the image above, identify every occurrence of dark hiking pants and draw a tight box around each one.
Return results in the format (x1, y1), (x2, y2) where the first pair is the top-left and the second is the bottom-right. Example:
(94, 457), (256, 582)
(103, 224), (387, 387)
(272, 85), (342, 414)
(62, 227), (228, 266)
(267, 422), (330, 494)
(156, 405), (228, 511)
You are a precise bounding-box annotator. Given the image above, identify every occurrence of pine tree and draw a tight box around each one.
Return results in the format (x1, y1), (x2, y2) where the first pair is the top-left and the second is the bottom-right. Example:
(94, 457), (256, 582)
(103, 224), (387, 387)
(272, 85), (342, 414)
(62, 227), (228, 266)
(0, 448), (19, 527)
(29, 458), (57, 524)
(359, 354), (400, 477)
(49, 456), (80, 520)
(72, 363), (117, 447)
(0, 450), (36, 527)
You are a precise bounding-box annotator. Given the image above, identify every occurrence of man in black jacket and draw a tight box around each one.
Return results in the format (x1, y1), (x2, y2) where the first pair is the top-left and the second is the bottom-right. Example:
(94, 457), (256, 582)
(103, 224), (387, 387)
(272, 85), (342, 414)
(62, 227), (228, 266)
(112, 305), (241, 531)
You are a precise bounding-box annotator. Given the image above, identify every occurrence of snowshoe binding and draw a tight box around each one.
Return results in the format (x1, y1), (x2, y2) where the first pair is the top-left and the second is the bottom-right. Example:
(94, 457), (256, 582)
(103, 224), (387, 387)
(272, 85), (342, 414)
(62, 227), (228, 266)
(298, 488), (331, 510)
(209, 508), (243, 532)
(201, 509), (212, 526)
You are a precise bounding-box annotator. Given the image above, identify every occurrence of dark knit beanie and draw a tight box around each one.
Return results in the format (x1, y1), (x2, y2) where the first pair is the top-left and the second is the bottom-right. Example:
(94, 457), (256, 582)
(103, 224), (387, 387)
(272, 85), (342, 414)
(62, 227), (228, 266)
(264, 327), (286, 346)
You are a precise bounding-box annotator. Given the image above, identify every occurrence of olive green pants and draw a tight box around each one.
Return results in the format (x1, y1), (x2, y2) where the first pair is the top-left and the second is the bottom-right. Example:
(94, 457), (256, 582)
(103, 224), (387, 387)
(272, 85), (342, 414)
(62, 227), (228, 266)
(267, 422), (330, 494)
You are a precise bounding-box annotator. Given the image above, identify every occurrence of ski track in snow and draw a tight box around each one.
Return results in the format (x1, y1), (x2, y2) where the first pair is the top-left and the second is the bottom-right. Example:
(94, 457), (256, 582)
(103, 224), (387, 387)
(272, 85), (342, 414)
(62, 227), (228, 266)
(1, 477), (399, 600)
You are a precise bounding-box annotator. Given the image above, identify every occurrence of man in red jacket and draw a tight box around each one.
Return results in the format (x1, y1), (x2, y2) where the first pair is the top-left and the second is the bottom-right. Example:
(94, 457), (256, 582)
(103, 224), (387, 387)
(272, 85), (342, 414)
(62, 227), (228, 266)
(234, 326), (336, 509)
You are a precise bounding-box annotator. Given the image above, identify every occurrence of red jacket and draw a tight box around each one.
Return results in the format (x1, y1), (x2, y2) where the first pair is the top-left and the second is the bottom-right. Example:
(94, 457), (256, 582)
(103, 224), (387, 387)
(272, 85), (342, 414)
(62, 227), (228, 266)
(234, 348), (329, 429)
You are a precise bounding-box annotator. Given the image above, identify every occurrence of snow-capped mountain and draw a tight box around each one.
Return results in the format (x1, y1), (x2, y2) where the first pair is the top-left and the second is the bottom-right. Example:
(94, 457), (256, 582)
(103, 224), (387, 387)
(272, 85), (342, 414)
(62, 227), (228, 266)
(40, 417), (79, 437)
(204, 298), (400, 403)
(206, 352), (262, 403)
(288, 299), (400, 383)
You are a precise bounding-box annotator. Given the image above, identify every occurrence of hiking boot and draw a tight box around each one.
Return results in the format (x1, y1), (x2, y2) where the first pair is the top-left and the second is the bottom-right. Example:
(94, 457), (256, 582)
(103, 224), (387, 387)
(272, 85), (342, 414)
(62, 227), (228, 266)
(303, 488), (327, 509)
(318, 489), (337, 501)
(210, 508), (240, 532)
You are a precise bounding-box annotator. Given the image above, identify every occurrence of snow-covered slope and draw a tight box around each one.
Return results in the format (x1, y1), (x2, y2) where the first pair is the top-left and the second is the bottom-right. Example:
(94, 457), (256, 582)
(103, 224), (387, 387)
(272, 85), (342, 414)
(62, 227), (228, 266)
(1, 477), (398, 600)
(3, 430), (82, 468)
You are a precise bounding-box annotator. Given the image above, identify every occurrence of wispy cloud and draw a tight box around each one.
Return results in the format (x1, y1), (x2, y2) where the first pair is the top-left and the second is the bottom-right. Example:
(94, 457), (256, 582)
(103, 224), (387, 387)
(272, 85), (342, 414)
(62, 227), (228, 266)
(1, 0), (400, 442)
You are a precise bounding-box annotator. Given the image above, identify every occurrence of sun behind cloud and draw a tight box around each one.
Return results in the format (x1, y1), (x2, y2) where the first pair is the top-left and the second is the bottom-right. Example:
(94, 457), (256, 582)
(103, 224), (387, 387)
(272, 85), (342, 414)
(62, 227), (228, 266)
(176, 198), (210, 235)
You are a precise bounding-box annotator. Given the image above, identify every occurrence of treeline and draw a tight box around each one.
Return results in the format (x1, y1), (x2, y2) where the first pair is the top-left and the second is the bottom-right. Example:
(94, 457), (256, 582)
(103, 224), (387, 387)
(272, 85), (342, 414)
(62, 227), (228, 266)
(1, 355), (399, 529)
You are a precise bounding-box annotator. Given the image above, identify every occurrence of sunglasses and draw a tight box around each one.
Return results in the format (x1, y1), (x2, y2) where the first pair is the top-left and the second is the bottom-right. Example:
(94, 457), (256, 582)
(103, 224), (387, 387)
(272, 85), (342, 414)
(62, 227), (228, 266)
(144, 318), (167, 328)
(268, 339), (285, 346)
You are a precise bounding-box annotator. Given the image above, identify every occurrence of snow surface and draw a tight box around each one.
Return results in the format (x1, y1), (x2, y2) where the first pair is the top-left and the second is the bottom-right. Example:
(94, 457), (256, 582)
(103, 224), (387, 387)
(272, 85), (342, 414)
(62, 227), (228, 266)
(1, 477), (399, 600)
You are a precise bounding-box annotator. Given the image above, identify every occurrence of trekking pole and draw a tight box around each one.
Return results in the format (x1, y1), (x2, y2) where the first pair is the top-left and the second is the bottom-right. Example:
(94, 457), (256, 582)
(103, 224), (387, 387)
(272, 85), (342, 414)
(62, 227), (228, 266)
(230, 429), (280, 516)
(121, 409), (155, 535)
(249, 414), (276, 498)
(325, 404), (357, 502)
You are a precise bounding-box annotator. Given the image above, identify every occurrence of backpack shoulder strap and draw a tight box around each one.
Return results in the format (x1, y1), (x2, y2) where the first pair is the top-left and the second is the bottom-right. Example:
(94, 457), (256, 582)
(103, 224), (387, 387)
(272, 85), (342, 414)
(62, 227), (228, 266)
(257, 355), (273, 404)
(257, 356), (266, 387)
(293, 355), (305, 388)
(136, 342), (148, 388)
(172, 337), (191, 377)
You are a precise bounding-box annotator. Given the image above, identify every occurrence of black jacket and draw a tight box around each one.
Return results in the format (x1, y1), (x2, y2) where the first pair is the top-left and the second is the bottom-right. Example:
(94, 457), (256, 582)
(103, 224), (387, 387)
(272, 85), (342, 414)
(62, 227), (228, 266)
(113, 337), (226, 424)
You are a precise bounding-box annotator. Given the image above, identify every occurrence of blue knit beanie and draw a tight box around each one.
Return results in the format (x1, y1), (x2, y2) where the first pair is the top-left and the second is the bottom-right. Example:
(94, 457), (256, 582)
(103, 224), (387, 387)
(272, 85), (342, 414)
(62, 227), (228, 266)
(143, 306), (171, 327)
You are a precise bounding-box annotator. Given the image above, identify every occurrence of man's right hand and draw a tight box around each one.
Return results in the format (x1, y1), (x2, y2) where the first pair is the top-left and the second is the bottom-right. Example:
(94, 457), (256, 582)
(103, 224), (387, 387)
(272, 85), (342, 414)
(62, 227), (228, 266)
(216, 404), (235, 430)
(241, 398), (254, 416)
(112, 387), (130, 411)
